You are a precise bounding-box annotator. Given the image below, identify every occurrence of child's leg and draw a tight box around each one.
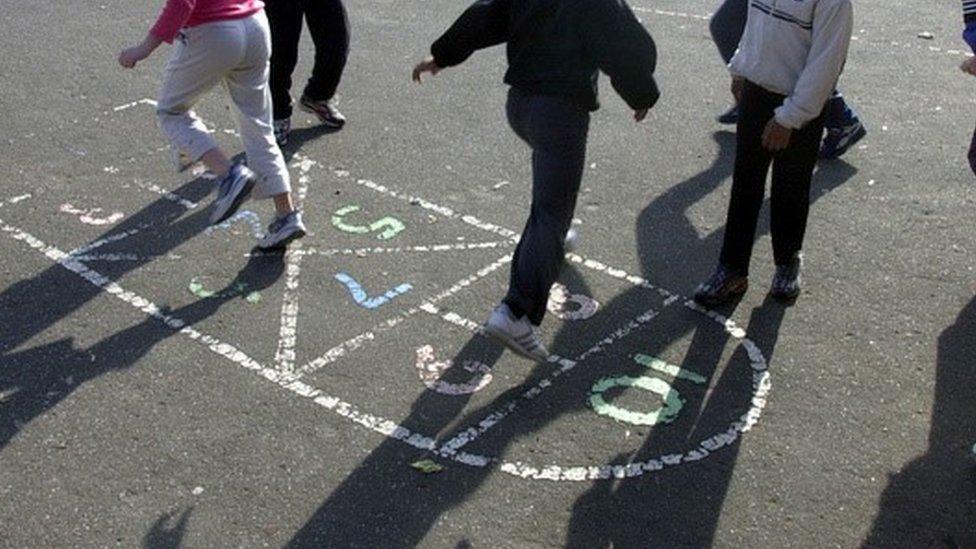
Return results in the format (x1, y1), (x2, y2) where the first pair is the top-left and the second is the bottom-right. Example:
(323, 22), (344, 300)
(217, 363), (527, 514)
(301, 0), (350, 102)
(718, 81), (776, 275)
(226, 12), (294, 216)
(265, 0), (305, 121)
(969, 121), (976, 176)
(503, 93), (589, 326)
(769, 115), (825, 266)
(156, 30), (234, 175)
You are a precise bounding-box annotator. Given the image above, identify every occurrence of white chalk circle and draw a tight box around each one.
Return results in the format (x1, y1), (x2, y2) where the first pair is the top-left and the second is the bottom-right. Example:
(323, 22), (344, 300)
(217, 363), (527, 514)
(547, 283), (599, 321)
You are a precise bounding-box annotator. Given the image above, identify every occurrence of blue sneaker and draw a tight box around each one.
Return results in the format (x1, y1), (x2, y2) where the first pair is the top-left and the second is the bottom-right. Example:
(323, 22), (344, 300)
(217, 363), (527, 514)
(257, 210), (307, 250)
(820, 120), (866, 160)
(209, 164), (256, 225)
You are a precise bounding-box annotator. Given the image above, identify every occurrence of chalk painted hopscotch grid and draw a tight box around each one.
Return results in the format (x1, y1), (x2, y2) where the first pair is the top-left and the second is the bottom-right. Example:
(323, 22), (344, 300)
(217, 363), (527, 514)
(633, 5), (974, 59)
(0, 98), (771, 481)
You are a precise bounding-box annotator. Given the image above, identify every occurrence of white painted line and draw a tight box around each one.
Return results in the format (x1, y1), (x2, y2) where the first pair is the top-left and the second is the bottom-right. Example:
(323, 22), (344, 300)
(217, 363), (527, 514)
(273, 154), (312, 375)
(0, 193), (32, 208)
(133, 180), (199, 210)
(351, 177), (520, 241)
(113, 98), (158, 112)
(70, 253), (182, 262)
(59, 203), (125, 226)
(67, 224), (150, 257)
(298, 240), (512, 258)
(298, 254), (513, 377)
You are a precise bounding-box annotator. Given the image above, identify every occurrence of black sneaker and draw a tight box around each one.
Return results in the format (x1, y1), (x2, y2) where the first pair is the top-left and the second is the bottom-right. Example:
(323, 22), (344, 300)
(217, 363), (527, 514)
(299, 96), (346, 128)
(694, 264), (748, 308)
(717, 105), (739, 125)
(771, 254), (802, 301)
(273, 118), (291, 146)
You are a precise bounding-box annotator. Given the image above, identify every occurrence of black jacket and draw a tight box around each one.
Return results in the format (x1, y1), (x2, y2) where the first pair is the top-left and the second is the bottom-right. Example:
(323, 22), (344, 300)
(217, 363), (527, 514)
(430, 0), (659, 111)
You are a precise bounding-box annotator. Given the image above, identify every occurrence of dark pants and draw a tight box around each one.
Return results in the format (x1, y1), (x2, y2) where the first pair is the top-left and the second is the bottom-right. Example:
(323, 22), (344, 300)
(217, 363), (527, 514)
(265, 0), (350, 120)
(503, 88), (590, 326)
(719, 81), (825, 275)
(709, 0), (855, 130)
(969, 123), (976, 176)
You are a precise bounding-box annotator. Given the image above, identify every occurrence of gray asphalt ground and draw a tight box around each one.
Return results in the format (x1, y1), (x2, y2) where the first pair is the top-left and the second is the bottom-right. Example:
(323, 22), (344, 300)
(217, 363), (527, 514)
(1, 0), (975, 547)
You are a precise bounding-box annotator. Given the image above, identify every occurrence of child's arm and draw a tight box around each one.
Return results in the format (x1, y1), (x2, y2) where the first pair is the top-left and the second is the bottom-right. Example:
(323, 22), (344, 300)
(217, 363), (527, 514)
(413, 0), (512, 81)
(772, 0), (853, 131)
(119, 0), (194, 69)
(580, 0), (660, 117)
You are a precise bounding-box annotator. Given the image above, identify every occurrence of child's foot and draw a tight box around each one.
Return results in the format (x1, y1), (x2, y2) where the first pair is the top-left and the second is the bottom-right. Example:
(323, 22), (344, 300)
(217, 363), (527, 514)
(716, 104), (739, 125)
(209, 164), (256, 225)
(483, 303), (549, 363)
(819, 119), (866, 159)
(770, 254), (802, 301)
(299, 95), (346, 129)
(693, 264), (748, 308)
(257, 210), (307, 250)
(273, 118), (291, 146)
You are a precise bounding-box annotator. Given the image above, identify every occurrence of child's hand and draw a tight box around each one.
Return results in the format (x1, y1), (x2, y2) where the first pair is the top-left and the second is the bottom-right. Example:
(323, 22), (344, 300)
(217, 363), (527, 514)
(961, 57), (976, 77)
(412, 58), (442, 83)
(762, 119), (792, 151)
(119, 43), (152, 69)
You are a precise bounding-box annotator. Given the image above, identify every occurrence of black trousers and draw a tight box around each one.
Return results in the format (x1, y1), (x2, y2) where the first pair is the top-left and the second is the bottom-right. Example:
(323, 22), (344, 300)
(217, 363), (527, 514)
(719, 81), (825, 275)
(265, 0), (350, 120)
(503, 88), (590, 325)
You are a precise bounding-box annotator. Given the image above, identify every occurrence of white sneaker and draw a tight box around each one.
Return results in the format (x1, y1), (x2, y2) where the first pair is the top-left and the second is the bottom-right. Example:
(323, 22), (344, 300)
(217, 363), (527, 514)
(257, 210), (307, 250)
(484, 303), (549, 362)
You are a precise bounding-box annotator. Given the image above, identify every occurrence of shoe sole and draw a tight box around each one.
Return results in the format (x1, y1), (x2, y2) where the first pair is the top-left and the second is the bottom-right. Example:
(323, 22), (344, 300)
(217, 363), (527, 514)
(298, 101), (346, 128)
(257, 227), (306, 251)
(770, 287), (800, 301)
(820, 125), (867, 159)
(209, 177), (255, 225)
(483, 323), (549, 363)
(693, 279), (749, 308)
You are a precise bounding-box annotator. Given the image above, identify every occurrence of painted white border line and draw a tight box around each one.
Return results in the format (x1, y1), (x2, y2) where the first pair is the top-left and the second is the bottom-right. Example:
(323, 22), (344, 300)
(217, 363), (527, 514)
(327, 168), (520, 241)
(0, 193), (32, 208)
(297, 254), (514, 377)
(273, 155), (313, 375)
(0, 217), (445, 455)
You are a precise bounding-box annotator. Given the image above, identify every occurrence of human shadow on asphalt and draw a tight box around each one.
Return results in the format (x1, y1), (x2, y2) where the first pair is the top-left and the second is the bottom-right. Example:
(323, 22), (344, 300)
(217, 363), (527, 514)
(143, 507), (194, 549)
(285, 130), (859, 546)
(0, 251), (285, 451)
(862, 296), (976, 548)
(0, 159), (287, 451)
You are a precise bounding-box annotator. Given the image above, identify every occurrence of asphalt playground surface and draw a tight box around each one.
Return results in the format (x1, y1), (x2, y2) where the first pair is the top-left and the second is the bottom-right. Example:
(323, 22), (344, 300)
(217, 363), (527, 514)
(1, 0), (975, 547)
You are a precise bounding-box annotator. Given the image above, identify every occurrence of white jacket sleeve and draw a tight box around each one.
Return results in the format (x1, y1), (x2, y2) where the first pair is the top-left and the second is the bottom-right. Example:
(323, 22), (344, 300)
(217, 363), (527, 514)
(774, 0), (853, 129)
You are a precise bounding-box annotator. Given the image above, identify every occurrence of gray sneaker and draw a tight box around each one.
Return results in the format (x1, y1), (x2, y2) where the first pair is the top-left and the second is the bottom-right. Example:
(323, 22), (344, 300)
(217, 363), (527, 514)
(257, 210), (307, 250)
(209, 164), (256, 225)
(483, 303), (549, 362)
(299, 96), (346, 128)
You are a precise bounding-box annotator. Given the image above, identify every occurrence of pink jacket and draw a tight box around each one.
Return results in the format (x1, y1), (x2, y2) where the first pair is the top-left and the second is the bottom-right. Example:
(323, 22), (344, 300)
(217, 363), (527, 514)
(150, 0), (264, 43)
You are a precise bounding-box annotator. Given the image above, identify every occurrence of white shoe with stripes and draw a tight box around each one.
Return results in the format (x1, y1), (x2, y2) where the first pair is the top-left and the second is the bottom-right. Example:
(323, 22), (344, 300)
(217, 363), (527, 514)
(484, 303), (549, 363)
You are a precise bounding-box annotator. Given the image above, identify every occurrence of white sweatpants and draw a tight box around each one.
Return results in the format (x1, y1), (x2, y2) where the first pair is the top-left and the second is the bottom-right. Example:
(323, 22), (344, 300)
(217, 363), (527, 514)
(156, 11), (290, 199)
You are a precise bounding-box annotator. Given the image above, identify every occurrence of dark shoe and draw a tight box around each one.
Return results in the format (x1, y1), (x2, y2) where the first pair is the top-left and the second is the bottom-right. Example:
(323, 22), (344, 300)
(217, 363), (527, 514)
(717, 105), (739, 125)
(209, 164), (256, 225)
(771, 255), (802, 300)
(694, 264), (748, 307)
(273, 118), (291, 146)
(299, 96), (346, 128)
(819, 120), (866, 159)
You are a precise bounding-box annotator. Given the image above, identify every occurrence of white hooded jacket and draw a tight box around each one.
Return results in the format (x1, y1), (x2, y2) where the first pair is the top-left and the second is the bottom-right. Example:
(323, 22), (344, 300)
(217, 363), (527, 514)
(729, 0), (853, 129)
